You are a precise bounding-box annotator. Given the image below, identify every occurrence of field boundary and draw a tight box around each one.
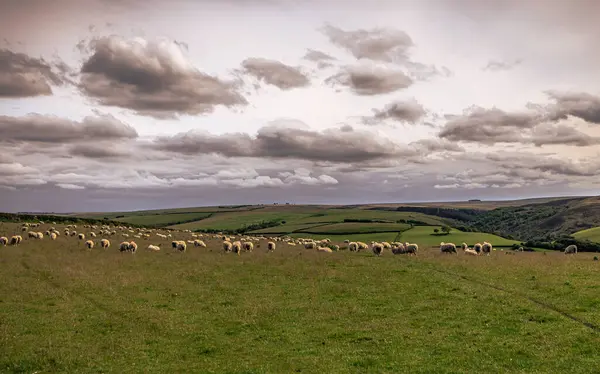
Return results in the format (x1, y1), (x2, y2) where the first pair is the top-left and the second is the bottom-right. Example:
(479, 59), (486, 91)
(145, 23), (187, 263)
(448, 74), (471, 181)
(425, 263), (600, 333)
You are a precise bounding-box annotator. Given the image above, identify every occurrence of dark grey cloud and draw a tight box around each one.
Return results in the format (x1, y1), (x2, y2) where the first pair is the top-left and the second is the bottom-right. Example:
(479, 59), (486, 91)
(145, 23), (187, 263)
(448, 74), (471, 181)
(68, 143), (132, 159)
(0, 113), (138, 143)
(483, 58), (523, 72)
(152, 122), (414, 163)
(544, 91), (600, 124)
(326, 64), (413, 95)
(438, 92), (600, 146)
(78, 35), (247, 118)
(438, 107), (539, 144)
(368, 99), (426, 123)
(240, 57), (310, 90)
(0, 49), (67, 97)
(321, 24), (413, 63)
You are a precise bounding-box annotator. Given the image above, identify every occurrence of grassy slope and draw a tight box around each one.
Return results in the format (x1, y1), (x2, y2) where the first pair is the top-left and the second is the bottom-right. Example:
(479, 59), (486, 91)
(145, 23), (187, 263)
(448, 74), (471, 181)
(573, 227), (600, 243)
(470, 196), (600, 240)
(1, 223), (599, 373)
(113, 212), (213, 226)
(296, 222), (411, 234)
(400, 226), (520, 247)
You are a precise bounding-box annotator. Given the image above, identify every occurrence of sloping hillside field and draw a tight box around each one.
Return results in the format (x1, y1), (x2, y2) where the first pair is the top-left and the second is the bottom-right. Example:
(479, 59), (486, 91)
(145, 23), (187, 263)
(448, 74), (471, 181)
(1, 219), (599, 372)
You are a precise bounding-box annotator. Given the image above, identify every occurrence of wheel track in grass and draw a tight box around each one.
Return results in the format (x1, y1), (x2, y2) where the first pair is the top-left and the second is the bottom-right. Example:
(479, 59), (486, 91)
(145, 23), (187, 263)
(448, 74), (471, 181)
(425, 263), (600, 333)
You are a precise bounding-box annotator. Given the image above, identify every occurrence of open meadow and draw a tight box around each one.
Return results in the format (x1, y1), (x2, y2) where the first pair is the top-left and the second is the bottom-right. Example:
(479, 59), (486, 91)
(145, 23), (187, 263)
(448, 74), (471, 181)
(1, 221), (599, 373)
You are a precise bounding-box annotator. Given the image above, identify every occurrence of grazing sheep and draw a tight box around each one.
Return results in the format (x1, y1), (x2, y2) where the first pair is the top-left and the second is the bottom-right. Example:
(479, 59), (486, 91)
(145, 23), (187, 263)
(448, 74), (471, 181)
(243, 241), (254, 251)
(10, 235), (21, 245)
(404, 242), (418, 255)
(171, 241), (178, 249)
(267, 241), (276, 251)
(119, 241), (131, 252)
(304, 241), (317, 250)
(371, 242), (384, 256)
(71, 231), (77, 237)
(223, 241), (233, 252)
(381, 242), (392, 249)
(473, 243), (482, 254)
(28, 231), (38, 239)
(232, 241), (242, 254)
(317, 246), (333, 253)
(36, 232), (43, 239)
(128, 241), (138, 253)
(482, 241), (492, 255)
(564, 244), (577, 254)
(391, 243), (405, 254)
(50, 232), (57, 240)
(85, 240), (94, 249)
(0, 237), (7, 245)
(100, 239), (110, 249)
(176, 241), (187, 252)
(90, 232), (96, 238)
(194, 239), (206, 247)
(357, 242), (368, 251)
(147, 244), (161, 251)
(440, 242), (457, 254)
(78, 233), (85, 240)
(348, 242), (359, 252)
(331, 244), (340, 251)
(461, 242), (479, 256)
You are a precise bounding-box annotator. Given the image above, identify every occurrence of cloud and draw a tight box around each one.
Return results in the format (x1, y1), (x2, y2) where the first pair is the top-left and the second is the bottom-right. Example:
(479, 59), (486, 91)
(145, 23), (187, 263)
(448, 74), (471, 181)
(302, 49), (336, 68)
(0, 49), (68, 98)
(483, 58), (523, 72)
(0, 113), (138, 143)
(278, 168), (339, 186)
(56, 183), (86, 190)
(152, 121), (415, 163)
(544, 90), (600, 124)
(78, 35), (247, 118)
(367, 99), (426, 123)
(321, 24), (413, 63)
(68, 143), (132, 158)
(326, 63), (412, 95)
(239, 57), (310, 90)
(438, 92), (600, 146)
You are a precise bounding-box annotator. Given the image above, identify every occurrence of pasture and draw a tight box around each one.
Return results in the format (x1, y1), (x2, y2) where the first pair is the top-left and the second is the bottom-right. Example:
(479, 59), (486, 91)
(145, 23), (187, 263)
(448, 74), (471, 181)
(573, 227), (600, 243)
(1, 222), (599, 373)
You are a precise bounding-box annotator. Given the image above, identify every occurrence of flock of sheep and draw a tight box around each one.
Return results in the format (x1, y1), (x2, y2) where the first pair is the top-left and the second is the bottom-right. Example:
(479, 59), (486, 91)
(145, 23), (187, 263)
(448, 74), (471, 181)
(0, 221), (579, 256)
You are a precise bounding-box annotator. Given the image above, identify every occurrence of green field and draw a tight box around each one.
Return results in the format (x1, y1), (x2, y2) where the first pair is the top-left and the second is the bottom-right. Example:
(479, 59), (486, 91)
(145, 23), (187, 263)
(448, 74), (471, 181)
(296, 222), (411, 234)
(399, 226), (520, 247)
(288, 232), (402, 243)
(112, 212), (213, 226)
(1, 222), (599, 373)
(573, 227), (600, 243)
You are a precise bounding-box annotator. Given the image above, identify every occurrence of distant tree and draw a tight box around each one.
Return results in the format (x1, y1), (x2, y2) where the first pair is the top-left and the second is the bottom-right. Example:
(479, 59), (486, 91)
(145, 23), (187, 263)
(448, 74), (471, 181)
(433, 228), (439, 233)
(440, 226), (451, 234)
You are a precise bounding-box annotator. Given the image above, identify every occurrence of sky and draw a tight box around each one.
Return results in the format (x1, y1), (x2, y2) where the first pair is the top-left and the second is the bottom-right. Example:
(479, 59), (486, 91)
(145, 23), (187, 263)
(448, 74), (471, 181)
(1, 0), (600, 213)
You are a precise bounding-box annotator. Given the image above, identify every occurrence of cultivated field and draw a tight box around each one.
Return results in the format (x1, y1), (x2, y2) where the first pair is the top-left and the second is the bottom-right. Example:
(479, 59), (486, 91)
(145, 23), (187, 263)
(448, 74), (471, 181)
(1, 221), (599, 373)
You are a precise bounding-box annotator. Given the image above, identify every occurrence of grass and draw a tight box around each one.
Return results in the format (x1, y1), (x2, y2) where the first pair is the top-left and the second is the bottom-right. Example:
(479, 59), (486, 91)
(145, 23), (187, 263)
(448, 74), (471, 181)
(1, 222), (599, 373)
(573, 227), (600, 243)
(288, 232), (402, 243)
(296, 222), (411, 234)
(399, 226), (521, 247)
(113, 212), (213, 226)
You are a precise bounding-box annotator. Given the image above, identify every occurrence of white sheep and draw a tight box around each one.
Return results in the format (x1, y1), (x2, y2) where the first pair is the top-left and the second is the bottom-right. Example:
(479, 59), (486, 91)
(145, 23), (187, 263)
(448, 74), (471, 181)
(128, 241), (138, 253)
(304, 241), (317, 250)
(357, 242), (368, 250)
(147, 244), (161, 251)
(78, 233), (85, 240)
(223, 241), (233, 252)
(194, 240), (206, 248)
(0, 236), (7, 245)
(440, 242), (457, 254)
(482, 241), (492, 255)
(391, 243), (405, 254)
(267, 241), (276, 251)
(243, 242), (254, 251)
(232, 241), (242, 254)
(119, 241), (131, 252)
(473, 243), (482, 254)
(10, 235), (22, 245)
(348, 242), (359, 252)
(564, 244), (577, 254)
(461, 242), (479, 256)
(85, 240), (94, 249)
(100, 239), (110, 249)
(89, 232), (96, 238)
(176, 241), (187, 252)
(404, 242), (418, 255)
(317, 246), (333, 253)
(50, 232), (57, 240)
(371, 242), (384, 256)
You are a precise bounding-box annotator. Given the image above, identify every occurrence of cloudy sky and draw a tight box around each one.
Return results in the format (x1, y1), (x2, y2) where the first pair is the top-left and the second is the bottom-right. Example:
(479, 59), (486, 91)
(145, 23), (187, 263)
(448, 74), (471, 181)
(1, 0), (600, 213)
